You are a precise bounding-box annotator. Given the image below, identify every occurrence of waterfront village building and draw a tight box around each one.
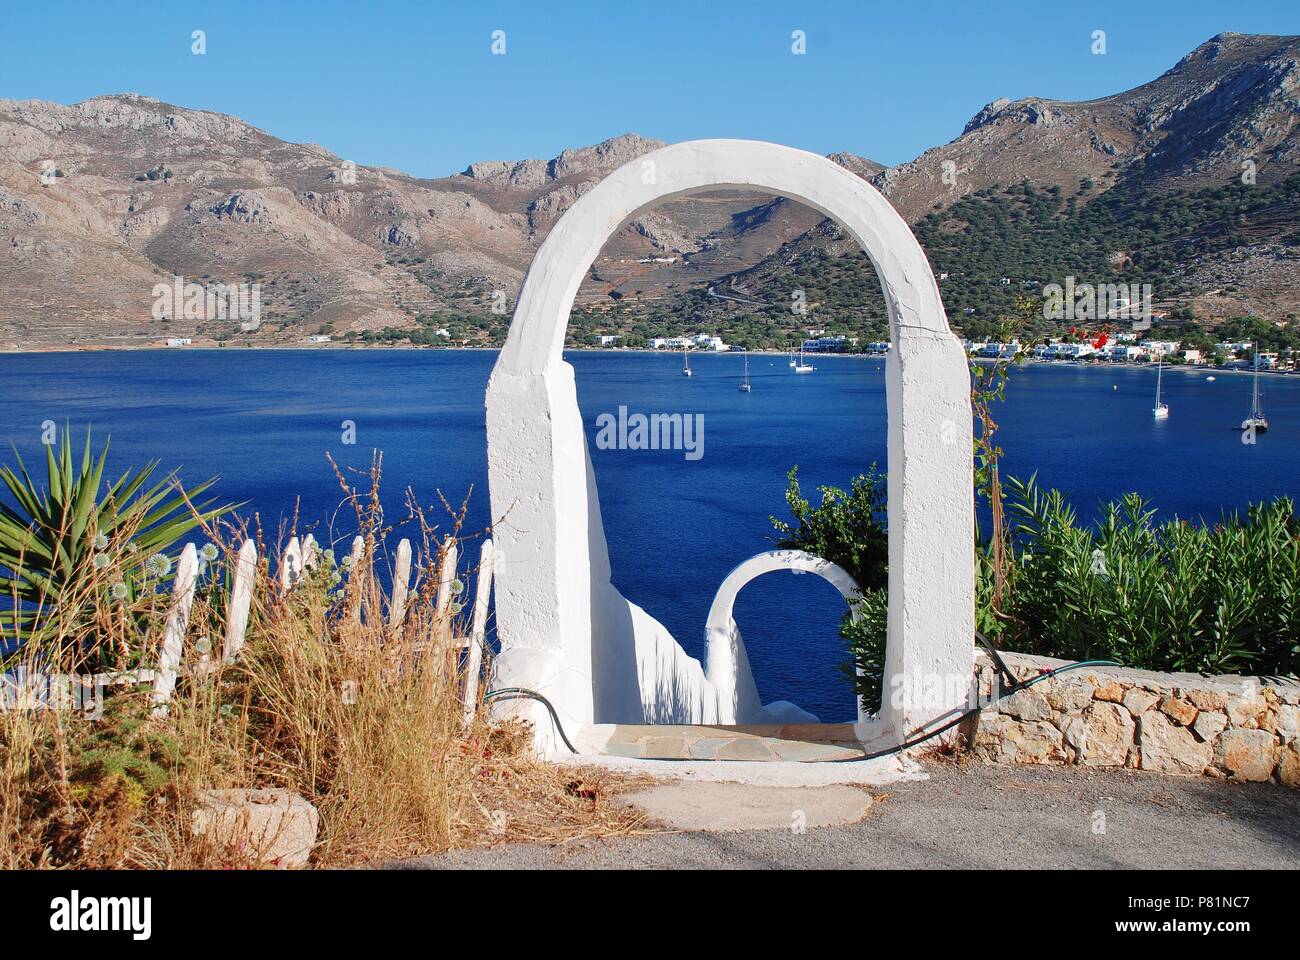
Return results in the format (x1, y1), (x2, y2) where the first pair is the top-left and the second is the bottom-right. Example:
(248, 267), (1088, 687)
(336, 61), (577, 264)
(1217, 341), (1253, 356)
(965, 340), (1021, 358)
(165, 337), (192, 347)
(1181, 348), (1204, 364)
(802, 335), (857, 352)
(647, 334), (728, 351)
(306, 334), (331, 343)
(1045, 341), (1098, 359)
(595, 335), (621, 346)
(866, 341), (891, 354)
(977, 340), (1022, 358)
(1106, 344), (1145, 361)
(1140, 340), (1181, 357)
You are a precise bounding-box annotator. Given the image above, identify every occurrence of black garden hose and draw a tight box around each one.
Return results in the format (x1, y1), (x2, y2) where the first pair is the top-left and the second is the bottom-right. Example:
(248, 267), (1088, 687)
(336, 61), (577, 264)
(484, 635), (1122, 764)
(482, 687), (582, 754)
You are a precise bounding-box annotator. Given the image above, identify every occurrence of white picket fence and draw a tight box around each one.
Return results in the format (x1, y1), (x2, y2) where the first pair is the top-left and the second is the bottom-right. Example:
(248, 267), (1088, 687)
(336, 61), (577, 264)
(5, 536), (496, 722)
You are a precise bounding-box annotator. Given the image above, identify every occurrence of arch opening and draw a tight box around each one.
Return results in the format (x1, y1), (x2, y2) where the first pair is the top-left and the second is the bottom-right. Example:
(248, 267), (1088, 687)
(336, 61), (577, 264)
(570, 187), (888, 723)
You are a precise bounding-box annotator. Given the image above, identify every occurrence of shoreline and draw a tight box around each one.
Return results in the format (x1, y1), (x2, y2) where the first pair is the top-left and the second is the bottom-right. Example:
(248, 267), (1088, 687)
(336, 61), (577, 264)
(1, 344), (1293, 377)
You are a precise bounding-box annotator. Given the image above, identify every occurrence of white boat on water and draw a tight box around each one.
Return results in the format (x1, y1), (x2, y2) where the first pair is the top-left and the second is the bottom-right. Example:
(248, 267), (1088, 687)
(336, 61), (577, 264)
(793, 344), (815, 374)
(787, 348), (796, 368)
(1153, 359), (1169, 419)
(1240, 343), (1268, 434)
(738, 350), (752, 391)
(682, 344), (692, 377)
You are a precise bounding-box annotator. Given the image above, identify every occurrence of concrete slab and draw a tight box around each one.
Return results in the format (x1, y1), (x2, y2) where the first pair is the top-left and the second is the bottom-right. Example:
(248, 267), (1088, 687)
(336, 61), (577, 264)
(551, 751), (925, 787)
(622, 782), (873, 832)
(578, 723), (871, 761)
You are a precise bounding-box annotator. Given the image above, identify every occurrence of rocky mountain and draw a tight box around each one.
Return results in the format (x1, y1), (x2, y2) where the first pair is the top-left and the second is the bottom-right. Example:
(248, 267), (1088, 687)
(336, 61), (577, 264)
(1, 32), (1296, 348)
(691, 32), (1300, 335)
(872, 32), (1299, 221)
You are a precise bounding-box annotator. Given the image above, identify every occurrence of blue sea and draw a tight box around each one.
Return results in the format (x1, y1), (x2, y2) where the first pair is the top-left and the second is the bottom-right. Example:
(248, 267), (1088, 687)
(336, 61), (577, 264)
(2, 349), (1297, 721)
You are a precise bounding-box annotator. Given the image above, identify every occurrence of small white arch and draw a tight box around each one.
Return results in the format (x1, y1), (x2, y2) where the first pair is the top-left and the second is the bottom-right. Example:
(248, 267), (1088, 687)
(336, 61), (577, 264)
(486, 139), (973, 752)
(704, 550), (864, 726)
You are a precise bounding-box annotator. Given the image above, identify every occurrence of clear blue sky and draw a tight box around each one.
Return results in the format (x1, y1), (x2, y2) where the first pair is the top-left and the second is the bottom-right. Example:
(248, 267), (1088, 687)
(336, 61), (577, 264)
(2, 0), (1297, 178)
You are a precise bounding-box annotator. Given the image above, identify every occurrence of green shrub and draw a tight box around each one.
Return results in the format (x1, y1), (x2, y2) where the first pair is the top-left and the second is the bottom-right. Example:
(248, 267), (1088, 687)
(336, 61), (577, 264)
(1001, 474), (1300, 677)
(773, 467), (1300, 713)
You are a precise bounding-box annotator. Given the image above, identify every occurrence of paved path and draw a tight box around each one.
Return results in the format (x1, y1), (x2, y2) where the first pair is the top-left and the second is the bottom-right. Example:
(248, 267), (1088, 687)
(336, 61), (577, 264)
(393, 761), (1300, 870)
(596, 723), (866, 761)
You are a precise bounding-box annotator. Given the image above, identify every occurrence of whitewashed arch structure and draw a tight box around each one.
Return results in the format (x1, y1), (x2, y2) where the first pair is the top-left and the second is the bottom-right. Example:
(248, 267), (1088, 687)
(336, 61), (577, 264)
(486, 139), (973, 753)
(704, 550), (864, 727)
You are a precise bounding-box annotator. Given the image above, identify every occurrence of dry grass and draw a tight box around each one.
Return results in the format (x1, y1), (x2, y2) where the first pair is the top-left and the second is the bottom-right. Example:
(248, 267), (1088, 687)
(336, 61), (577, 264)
(0, 458), (647, 868)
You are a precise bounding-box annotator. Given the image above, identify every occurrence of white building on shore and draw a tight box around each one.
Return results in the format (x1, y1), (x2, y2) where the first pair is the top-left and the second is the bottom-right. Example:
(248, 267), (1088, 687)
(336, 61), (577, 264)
(647, 334), (728, 351)
(1105, 344), (1144, 362)
(802, 335), (856, 352)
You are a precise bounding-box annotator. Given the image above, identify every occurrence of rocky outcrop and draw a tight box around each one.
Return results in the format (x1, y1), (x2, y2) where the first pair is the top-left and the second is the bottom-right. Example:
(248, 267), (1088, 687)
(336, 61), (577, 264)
(968, 651), (1300, 787)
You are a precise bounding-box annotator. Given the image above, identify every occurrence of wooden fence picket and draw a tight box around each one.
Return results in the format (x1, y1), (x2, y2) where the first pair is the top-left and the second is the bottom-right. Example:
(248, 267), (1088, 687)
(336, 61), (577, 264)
(279, 536), (303, 591)
(390, 538), (412, 628)
(221, 539), (258, 664)
(434, 537), (459, 647)
(151, 543), (199, 715)
(301, 533), (319, 572)
(347, 536), (365, 622)
(462, 539), (495, 723)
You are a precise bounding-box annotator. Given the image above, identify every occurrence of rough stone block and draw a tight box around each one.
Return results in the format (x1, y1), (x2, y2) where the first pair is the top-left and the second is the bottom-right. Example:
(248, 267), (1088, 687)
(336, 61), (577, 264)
(1079, 701), (1134, 767)
(192, 788), (319, 868)
(1226, 693), (1266, 727)
(1191, 710), (1228, 742)
(1276, 704), (1300, 742)
(1182, 688), (1227, 712)
(1002, 719), (1068, 764)
(1000, 687), (1052, 722)
(1045, 679), (1093, 714)
(1138, 712), (1212, 776)
(974, 713), (1066, 765)
(1121, 687), (1158, 717)
(1094, 680), (1124, 703)
(1213, 729), (1278, 782)
(1279, 743), (1300, 787)
(1159, 695), (1198, 726)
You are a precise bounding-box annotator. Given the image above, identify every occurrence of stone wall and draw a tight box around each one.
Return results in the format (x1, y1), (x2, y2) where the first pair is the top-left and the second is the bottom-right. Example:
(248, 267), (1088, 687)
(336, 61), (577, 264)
(966, 651), (1300, 787)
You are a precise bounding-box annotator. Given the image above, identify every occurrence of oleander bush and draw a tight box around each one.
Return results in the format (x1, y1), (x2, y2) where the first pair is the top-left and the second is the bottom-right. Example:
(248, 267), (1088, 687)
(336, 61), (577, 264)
(774, 467), (1300, 712)
(999, 474), (1300, 677)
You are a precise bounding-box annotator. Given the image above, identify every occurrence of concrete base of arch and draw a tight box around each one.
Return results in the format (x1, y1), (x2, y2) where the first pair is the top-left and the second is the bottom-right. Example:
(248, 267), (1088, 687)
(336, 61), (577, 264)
(485, 139), (974, 756)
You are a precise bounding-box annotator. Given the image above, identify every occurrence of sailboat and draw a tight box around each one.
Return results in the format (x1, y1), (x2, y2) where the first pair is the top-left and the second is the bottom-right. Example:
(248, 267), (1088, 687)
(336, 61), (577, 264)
(793, 343), (815, 374)
(738, 350), (752, 391)
(787, 347), (796, 368)
(1241, 343), (1268, 433)
(1152, 358), (1169, 419)
(682, 344), (692, 377)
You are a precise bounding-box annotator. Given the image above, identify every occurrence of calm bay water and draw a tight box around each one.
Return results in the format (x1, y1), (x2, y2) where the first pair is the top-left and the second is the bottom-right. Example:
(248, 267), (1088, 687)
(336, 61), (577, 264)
(2, 348), (1297, 721)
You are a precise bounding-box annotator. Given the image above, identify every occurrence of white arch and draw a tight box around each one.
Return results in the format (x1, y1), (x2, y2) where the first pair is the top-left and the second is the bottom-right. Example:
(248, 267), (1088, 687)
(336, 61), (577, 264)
(485, 139), (973, 752)
(704, 550), (863, 726)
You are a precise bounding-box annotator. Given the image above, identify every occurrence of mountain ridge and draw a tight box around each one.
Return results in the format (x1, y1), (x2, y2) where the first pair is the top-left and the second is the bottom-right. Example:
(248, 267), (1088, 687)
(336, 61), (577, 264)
(1, 32), (1297, 348)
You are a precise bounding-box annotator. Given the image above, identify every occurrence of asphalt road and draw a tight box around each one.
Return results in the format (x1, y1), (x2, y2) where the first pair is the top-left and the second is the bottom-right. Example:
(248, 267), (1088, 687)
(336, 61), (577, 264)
(393, 761), (1300, 870)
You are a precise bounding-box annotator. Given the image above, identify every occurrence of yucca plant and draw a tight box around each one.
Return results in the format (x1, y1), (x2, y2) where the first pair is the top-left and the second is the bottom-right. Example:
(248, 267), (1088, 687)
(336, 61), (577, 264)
(0, 429), (237, 667)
